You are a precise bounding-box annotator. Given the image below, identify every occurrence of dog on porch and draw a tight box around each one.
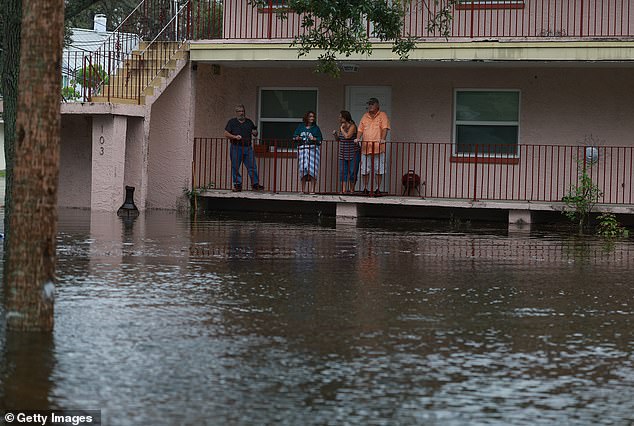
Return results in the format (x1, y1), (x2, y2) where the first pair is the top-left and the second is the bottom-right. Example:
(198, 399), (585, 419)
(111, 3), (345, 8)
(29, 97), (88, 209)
(401, 170), (424, 197)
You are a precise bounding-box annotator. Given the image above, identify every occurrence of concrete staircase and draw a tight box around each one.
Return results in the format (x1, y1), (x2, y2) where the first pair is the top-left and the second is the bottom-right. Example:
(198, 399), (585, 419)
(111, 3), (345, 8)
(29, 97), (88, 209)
(91, 41), (189, 106)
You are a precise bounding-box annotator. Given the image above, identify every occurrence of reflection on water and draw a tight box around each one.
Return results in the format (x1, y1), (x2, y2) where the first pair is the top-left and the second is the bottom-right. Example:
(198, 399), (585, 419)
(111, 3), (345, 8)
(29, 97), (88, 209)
(1, 209), (633, 425)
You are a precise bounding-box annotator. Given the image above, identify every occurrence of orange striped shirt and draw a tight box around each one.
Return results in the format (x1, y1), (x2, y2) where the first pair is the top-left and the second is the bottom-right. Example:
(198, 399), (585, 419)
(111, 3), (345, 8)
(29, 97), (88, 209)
(358, 111), (390, 154)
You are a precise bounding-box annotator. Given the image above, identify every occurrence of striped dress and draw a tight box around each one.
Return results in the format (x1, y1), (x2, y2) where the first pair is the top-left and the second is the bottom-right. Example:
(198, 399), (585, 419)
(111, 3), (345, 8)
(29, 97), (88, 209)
(338, 130), (358, 160)
(294, 124), (323, 179)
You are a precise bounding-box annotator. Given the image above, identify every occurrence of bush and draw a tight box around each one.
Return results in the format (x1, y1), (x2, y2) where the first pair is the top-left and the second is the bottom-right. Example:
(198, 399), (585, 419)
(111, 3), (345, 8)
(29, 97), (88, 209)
(596, 213), (629, 238)
(562, 162), (602, 233)
(75, 64), (109, 92)
(61, 86), (80, 101)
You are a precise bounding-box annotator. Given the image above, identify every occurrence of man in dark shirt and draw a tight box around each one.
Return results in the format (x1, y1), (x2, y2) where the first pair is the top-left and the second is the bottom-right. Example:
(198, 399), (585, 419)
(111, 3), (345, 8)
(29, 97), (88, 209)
(224, 104), (263, 191)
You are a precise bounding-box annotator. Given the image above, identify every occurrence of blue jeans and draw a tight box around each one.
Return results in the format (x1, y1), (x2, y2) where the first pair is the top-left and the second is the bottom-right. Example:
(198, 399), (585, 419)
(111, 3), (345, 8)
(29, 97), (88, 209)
(340, 151), (361, 183)
(230, 144), (259, 187)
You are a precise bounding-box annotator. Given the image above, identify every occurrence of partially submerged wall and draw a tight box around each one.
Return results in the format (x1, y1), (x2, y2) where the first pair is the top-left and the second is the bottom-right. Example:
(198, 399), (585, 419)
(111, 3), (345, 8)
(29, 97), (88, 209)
(60, 114), (92, 208)
(147, 64), (194, 210)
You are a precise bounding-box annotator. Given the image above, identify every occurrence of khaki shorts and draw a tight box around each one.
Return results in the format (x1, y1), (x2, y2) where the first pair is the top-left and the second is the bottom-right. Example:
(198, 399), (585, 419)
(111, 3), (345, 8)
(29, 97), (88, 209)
(360, 153), (386, 175)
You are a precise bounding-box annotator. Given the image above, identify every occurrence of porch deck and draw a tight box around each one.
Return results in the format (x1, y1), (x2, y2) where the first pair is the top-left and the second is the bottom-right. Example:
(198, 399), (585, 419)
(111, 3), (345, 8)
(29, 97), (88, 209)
(198, 189), (631, 211)
(193, 140), (634, 223)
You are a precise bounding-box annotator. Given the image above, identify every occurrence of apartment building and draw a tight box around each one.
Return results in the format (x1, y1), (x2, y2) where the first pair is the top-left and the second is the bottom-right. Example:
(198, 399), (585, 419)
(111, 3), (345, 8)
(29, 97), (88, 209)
(59, 0), (634, 222)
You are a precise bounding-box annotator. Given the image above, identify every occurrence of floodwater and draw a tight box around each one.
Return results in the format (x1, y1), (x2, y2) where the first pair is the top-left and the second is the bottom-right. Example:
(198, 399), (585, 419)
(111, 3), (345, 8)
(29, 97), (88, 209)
(1, 209), (633, 425)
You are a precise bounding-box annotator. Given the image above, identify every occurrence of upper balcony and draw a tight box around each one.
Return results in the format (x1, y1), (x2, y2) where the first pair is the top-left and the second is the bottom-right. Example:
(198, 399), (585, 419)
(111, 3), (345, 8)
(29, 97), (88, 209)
(191, 0), (634, 42)
(186, 0), (634, 65)
(63, 0), (634, 104)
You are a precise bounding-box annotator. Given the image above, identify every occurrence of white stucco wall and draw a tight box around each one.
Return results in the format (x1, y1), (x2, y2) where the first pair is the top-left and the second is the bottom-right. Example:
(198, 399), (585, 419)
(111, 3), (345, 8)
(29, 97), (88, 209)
(146, 64), (194, 210)
(194, 65), (634, 148)
(91, 115), (128, 211)
(122, 117), (146, 208)
(59, 115), (92, 208)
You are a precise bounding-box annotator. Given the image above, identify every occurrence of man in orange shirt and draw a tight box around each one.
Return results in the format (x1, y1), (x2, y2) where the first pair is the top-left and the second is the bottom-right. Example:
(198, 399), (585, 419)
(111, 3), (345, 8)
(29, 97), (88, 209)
(355, 97), (391, 195)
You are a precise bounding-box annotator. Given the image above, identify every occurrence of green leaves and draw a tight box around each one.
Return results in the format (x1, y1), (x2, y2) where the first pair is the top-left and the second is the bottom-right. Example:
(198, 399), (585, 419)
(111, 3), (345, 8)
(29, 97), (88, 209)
(596, 213), (629, 238)
(561, 159), (630, 238)
(61, 86), (81, 101)
(251, 0), (455, 76)
(426, 0), (457, 37)
(562, 162), (602, 233)
(75, 64), (108, 91)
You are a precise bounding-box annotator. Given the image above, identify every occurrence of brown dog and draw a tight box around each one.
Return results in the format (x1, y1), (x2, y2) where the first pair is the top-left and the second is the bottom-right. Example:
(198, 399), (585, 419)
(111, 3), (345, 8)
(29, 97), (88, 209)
(402, 170), (423, 197)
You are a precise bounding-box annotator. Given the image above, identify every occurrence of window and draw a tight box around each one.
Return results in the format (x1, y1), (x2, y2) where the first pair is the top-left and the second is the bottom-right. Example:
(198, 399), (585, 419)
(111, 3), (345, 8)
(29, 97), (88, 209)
(258, 0), (286, 10)
(453, 89), (520, 157)
(457, 0), (525, 9)
(258, 88), (318, 150)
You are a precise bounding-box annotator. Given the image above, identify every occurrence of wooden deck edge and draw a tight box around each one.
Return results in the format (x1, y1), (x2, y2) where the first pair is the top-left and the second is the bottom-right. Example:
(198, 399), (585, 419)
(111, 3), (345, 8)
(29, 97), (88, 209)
(198, 190), (634, 215)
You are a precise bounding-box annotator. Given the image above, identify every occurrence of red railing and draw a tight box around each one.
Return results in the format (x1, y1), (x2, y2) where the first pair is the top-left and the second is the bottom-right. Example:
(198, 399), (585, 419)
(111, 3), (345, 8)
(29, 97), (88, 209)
(62, 1), (146, 102)
(416, 0), (633, 38)
(191, 0), (633, 40)
(122, 4), (191, 103)
(192, 138), (634, 205)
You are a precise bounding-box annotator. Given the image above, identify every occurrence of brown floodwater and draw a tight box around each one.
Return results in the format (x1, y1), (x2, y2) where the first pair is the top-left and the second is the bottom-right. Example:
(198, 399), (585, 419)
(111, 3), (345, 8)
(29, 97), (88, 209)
(1, 209), (633, 425)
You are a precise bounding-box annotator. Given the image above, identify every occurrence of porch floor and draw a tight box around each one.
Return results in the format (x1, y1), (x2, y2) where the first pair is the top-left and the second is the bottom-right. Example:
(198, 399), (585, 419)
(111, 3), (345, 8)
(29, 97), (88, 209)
(198, 189), (634, 220)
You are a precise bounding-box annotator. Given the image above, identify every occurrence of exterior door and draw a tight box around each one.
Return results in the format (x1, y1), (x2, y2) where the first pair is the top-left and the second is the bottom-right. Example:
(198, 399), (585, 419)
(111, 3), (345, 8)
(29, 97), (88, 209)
(346, 86), (392, 192)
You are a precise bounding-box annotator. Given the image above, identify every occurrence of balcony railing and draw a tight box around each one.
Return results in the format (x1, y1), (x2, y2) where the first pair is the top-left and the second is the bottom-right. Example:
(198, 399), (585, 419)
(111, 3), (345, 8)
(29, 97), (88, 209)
(63, 0), (634, 102)
(193, 138), (634, 205)
(61, 0), (634, 103)
(192, 0), (634, 41)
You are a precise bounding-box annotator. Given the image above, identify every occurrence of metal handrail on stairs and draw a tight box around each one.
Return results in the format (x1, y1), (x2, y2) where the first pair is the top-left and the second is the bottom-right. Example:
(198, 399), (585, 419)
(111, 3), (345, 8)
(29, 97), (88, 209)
(74, 0), (191, 104)
(77, 0), (147, 102)
(129, 2), (191, 104)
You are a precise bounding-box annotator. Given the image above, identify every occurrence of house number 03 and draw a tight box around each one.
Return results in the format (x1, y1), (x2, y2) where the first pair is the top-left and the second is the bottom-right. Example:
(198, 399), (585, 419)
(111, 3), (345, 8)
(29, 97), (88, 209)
(99, 135), (105, 155)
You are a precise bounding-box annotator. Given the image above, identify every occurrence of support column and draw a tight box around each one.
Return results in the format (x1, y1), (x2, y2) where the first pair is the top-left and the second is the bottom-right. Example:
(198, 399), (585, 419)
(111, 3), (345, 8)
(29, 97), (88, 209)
(509, 209), (532, 233)
(336, 202), (359, 226)
(509, 209), (532, 225)
(123, 116), (148, 211)
(91, 115), (127, 211)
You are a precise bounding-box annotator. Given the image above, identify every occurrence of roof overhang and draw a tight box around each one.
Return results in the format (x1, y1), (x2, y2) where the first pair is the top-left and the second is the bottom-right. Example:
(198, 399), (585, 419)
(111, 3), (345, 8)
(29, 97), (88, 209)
(190, 40), (634, 67)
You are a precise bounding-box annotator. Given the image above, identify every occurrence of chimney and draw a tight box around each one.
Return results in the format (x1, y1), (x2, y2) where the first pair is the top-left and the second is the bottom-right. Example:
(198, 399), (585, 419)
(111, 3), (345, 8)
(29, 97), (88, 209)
(93, 14), (107, 32)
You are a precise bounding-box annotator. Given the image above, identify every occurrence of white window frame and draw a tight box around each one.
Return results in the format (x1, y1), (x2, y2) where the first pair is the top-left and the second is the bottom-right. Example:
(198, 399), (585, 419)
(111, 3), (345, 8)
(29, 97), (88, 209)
(452, 88), (521, 158)
(258, 87), (319, 152)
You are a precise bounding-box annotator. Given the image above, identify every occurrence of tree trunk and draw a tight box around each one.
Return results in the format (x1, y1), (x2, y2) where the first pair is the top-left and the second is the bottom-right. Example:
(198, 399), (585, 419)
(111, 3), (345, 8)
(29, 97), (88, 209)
(1, 0), (22, 250)
(4, 0), (63, 331)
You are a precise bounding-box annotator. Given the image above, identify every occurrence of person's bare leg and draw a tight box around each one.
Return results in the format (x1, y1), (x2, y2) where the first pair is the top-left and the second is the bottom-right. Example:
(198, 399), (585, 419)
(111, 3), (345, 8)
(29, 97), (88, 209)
(376, 174), (383, 192)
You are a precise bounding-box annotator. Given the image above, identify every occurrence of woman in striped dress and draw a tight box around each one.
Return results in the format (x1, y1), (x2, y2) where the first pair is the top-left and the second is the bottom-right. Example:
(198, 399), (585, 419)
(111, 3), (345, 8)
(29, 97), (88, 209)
(293, 111), (323, 194)
(333, 110), (359, 193)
